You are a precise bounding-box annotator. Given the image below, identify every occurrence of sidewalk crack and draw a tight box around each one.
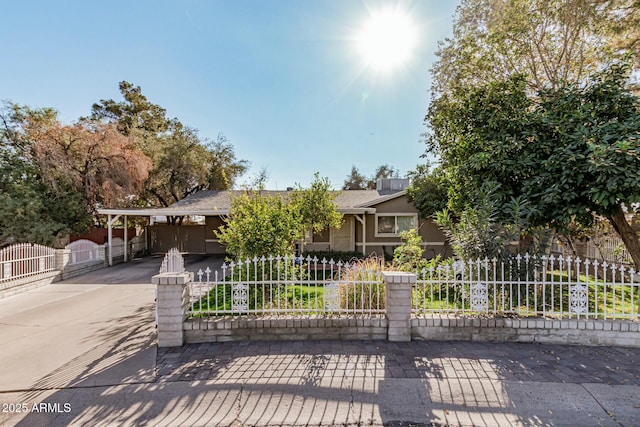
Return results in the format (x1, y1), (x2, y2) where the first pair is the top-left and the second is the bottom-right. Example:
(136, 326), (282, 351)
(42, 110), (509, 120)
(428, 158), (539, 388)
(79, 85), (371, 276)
(581, 383), (625, 427)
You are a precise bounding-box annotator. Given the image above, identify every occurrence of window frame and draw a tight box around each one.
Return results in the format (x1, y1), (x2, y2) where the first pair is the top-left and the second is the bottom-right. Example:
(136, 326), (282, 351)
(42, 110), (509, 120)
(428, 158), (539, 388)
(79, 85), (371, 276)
(374, 213), (418, 237)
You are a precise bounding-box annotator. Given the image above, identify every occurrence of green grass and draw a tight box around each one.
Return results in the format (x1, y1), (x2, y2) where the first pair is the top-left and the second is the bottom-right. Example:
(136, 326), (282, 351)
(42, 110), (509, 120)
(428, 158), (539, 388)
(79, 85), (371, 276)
(189, 279), (385, 317)
(190, 282), (328, 316)
(412, 270), (639, 319)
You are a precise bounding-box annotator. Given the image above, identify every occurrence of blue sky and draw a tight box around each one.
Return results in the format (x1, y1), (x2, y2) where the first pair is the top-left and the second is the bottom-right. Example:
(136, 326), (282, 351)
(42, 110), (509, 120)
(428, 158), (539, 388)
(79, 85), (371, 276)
(2, 0), (459, 189)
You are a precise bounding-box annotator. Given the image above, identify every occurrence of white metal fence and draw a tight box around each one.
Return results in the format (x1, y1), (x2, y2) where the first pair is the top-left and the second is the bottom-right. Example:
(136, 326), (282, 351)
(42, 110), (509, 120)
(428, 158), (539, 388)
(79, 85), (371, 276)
(412, 254), (639, 320)
(188, 255), (384, 318)
(0, 243), (56, 283)
(66, 239), (105, 266)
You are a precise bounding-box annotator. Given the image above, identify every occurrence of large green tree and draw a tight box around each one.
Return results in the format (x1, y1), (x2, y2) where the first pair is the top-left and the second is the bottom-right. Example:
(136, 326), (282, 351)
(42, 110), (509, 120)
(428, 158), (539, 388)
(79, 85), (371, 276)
(406, 163), (449, 219)
(91, 81), (248, 221)
(424, 65), (640, 269)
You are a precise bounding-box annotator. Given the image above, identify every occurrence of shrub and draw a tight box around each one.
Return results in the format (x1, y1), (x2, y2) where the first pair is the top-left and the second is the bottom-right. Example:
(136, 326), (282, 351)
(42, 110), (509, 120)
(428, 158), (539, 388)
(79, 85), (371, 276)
(337, 254), (389, 311)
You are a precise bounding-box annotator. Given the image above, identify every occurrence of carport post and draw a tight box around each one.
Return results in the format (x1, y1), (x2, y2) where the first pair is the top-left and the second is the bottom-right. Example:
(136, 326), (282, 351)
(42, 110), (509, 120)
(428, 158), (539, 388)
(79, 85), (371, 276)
(106, 214), (121, 267)
(124, 215), (128, 262)
(108, 214), (112, 266)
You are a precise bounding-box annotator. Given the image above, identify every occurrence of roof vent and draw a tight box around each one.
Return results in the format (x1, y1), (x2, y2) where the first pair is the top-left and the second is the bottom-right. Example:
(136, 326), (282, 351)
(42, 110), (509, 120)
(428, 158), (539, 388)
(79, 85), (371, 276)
(376, 178), (409, 192)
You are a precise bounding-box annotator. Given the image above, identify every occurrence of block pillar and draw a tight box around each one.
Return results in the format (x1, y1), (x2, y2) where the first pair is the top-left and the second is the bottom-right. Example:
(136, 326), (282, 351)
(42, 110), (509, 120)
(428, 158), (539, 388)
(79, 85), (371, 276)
(54, 249), (71, 275)
(152, 272), (193, 347)
(383, 271), (416, 342)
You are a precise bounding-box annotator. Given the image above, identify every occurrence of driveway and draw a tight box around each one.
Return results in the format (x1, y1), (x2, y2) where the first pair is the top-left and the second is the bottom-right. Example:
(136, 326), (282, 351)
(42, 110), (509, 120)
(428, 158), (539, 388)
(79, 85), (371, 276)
(0, 254), (224, 392)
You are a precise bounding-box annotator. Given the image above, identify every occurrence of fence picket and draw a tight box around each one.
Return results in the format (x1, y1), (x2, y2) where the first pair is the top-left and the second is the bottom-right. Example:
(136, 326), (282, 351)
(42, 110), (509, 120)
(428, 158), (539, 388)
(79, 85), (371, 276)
(412, 252), (639, 320)
(0, 243), (55, 283)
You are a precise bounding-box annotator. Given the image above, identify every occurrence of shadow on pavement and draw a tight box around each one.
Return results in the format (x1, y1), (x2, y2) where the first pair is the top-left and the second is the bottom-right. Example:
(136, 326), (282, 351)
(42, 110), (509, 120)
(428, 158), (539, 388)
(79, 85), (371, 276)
(6, 339), (640, 426)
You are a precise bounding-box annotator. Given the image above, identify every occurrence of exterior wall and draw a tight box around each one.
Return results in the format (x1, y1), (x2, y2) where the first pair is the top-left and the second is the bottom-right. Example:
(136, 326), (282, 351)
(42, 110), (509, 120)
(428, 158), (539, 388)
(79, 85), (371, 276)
(205, 216), (226, 254)
(354, 196), (450, 258)
(148, 225), (207, 254)
(411, 317), (640, 347)
(184, 318), (388, 343)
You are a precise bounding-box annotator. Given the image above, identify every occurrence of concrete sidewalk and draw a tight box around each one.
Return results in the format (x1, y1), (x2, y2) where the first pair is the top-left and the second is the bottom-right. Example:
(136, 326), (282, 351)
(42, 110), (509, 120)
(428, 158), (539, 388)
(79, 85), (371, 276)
(2, 339), (639, 426)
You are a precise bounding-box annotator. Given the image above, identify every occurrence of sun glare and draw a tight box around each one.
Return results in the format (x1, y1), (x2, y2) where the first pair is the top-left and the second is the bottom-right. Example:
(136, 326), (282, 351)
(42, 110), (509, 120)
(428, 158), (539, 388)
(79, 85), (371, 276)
(356, 8), (417, 73)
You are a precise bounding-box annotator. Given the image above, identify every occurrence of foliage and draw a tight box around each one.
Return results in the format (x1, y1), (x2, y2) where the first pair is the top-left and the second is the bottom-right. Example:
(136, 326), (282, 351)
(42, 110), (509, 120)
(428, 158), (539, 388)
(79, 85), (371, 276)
(215, 191), (302, 259)
(432, 0), (638, 97)
(91, 81), (248, 217)
(25, 119), (151, 214)
(216, 174), (342, 259)
(425, 74), (533, 214)
(434, 184), (550, 263)
(343, 164), (399, 190)
(291, 172), (343, 234)
(337, 255), (387, 310)
(393, 228), (427, 271)
(424, 64), (640, 268)
(0, 103), (92, 245)
(406, 163), (449, 218)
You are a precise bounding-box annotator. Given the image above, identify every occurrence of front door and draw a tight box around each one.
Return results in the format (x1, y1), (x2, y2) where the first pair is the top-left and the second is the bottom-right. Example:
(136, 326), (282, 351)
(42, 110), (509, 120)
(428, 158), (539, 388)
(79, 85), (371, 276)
(331, 217), (354, 252)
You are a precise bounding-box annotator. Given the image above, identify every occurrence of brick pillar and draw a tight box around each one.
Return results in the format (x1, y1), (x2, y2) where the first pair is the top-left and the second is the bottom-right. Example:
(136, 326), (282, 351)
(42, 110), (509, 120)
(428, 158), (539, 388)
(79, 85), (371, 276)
(55, 249), (71, 274)
(152, 272), (192, 347)
(383, 271), (416, 342)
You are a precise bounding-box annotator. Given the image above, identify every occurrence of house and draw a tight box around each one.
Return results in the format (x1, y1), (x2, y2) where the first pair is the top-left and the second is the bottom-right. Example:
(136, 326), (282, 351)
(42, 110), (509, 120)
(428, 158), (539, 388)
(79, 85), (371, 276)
(97, 179), (450, 262)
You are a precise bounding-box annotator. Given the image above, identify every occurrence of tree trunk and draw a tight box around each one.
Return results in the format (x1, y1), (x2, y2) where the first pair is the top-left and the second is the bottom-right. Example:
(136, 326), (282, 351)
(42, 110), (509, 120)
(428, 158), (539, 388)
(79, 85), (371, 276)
(557, 233), (578, 258)
(606, 207), (640, 271)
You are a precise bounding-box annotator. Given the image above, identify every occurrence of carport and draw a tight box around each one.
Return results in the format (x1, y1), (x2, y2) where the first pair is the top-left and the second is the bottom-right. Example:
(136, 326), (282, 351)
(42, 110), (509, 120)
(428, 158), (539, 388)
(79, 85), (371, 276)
(97, 206), (227, 265)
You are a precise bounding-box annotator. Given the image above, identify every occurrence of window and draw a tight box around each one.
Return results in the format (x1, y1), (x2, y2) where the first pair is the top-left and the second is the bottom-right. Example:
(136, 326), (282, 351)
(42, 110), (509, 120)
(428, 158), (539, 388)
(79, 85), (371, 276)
(375, 214), (417, 236)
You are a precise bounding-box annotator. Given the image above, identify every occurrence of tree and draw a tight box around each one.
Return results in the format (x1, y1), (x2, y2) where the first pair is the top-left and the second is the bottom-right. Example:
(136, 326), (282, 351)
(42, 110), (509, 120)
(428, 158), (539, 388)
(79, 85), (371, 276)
(406, 163), (449, 218)
(215, 191), (302, 258)
(26, 119), (151, 216)
(91, 81), (248, 219)
(216, 174), (343, 259)
(432, 0), (639, 96)
(343, 166), (368, 190)
(0, 103), (92, 245)
(291, 172), (343, 235)
(434, 184), (550, 261)
(424, 64), (640, 269)
(342, 164), (400, 190)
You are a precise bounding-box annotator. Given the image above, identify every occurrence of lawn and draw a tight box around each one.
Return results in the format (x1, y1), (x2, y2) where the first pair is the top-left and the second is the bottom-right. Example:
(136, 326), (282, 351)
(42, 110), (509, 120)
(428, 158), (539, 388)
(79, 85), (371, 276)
(412, 270), (639, 319)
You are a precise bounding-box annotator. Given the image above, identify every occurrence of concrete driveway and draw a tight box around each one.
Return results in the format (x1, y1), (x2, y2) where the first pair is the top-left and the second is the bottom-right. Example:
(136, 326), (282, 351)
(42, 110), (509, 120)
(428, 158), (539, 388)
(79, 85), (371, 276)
(0, 255), (224, 421)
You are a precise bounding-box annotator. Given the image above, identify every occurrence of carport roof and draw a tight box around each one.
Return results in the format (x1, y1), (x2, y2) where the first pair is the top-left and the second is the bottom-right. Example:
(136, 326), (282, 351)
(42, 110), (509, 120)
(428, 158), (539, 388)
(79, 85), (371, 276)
(97, 189), (406, 217)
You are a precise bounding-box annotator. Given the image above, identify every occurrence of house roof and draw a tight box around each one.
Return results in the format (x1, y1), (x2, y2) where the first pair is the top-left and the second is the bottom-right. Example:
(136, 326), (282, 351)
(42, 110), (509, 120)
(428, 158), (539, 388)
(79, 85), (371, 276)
(97, 189), (408, 217)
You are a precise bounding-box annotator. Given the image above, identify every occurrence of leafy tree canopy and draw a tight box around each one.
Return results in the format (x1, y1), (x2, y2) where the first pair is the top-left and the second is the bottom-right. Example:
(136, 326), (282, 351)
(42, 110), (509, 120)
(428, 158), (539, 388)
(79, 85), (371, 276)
(0, 103), (93, 245)
(91, 81), (248, 218)
(433, 0), (639, 96)
(406, 163), (449, 218)
(216, 174), (343, 259)
(424, 64), (640, 269)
